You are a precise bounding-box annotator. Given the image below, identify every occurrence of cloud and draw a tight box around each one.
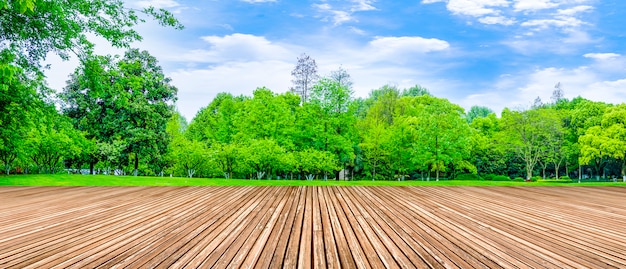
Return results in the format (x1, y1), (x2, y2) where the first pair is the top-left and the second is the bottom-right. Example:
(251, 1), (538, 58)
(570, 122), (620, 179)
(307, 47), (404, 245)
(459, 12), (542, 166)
(445, 0), (509, 17)
(169, 60), (293, 119)
(176, 34), (294, 63)
(135, 0), (180, 9)
(479, 16), (516, 25)
(312, 0), (377, 26)
(458, 64), (626, 114)
(557, 5), (593, 16)
(368, 36), (450, 55)
(513, 0), (558, 12)
(584, 53), (621, 61)
(521, 16), (584, 30)
(422, 0), (596, 33)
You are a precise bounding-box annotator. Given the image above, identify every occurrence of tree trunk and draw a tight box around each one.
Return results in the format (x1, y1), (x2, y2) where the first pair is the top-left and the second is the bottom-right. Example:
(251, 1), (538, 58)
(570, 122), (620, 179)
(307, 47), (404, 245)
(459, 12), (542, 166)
(90, 162), (94, 175)
(133, 154), (139, 176)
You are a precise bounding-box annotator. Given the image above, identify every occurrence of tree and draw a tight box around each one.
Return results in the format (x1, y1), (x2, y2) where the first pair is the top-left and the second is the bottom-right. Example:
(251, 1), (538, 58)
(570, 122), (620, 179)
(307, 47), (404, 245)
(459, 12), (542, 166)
(309, 77), (356, 179)
(329, 66), (353, 90)
(0, 49), (43, 174)
(1, 0), (182, 70)
(408, 96), (473, 181)
(25, 109), (84, 174)
(241, 138), (285, 179)
(290, 53), (319, 104)
(551, 83), (565, 104)
(579, 104), (626, 181)
(60, 49), (178, 176)
(466, 105), (494, 124)
(469, 113), (506, 176)
(499, 108), (560, 180)
(401, 85), (431, 97)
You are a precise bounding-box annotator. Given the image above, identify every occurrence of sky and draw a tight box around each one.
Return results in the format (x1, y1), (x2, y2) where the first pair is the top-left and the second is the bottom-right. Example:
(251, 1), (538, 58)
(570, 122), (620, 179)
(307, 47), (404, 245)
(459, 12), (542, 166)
(45, 0), (626, 121)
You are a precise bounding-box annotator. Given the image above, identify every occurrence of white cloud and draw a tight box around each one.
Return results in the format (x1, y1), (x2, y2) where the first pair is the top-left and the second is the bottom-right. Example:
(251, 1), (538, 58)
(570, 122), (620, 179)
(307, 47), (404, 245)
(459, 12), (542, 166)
(557, 5), (593, 16)
(155, 33), (452, 119)
(422, 0), (596, 35)
(479, 16), (516, 25)
(176, 34), (294, 63)
(583, 53), (621, 61)
(458, 65), (626, 114)
(170, 60), (293, 119)
(445, 0), (509, 17)
(521, 16), (584, 29)
(513, 0), (558, 12)
(351, 0), (377, 12)
(312, 0), (377, 26)
(135, 0), (180, 9)
(368, 36), (450, 54)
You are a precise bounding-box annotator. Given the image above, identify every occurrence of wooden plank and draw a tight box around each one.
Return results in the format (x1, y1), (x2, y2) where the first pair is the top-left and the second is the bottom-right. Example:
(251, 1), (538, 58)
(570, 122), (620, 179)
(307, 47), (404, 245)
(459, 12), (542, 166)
(0, 186), (625, 268)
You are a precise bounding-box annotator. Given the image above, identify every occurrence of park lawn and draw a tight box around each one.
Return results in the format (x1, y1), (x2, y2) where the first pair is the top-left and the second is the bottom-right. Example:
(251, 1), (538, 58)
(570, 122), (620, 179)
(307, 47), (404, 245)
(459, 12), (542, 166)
(0, 174), (625, 187)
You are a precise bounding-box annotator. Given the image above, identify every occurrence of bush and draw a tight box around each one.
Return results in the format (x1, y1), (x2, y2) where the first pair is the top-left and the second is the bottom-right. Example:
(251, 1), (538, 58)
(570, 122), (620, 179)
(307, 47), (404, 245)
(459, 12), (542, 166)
(559, 175), (571, 180)
(513, 177), (525, 182)
(455, 173), (482, 181)
(482, 174), (496, 181)
(492, 175), (510, 181)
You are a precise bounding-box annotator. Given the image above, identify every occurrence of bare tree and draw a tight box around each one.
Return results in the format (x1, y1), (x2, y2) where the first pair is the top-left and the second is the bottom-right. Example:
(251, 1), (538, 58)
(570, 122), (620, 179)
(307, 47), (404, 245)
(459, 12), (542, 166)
(330, 65), (353, 90)
(291, 53), (319, 104)
(551, 82), (565, 103)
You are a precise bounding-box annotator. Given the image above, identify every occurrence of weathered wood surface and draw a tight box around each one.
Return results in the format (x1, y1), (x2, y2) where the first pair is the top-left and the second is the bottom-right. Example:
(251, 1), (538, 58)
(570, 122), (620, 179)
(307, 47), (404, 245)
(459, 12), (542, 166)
(0, 186), (624, 268)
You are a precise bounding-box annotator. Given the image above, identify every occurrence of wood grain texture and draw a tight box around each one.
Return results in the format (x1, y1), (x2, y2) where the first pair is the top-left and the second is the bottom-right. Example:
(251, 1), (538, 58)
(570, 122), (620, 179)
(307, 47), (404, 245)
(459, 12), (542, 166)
(0, 186), (624, 268)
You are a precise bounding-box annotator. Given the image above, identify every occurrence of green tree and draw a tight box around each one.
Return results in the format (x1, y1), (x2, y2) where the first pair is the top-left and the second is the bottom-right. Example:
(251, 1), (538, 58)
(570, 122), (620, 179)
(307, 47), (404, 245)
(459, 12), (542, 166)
(1, 0), (182, 69)
(25, 110), (84, 174)
(579, 104), (626, 181)
(408, 96), (473, 181)
(499, 108), (560, 180)
(0, 50), (43, 174)
(60, 49), (177, 176)
(466, 105), (494, 124)
(309, 77), (356, 179)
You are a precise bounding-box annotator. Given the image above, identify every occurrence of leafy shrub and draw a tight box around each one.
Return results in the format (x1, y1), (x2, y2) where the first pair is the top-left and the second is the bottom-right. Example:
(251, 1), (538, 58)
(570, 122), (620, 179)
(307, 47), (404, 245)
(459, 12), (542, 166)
(513, 177), (525, 182)
(455, 173), (482, 181)
(559, 175), (571, 180)
(492, 175), (510, 181)
(482, 174), (496, 181)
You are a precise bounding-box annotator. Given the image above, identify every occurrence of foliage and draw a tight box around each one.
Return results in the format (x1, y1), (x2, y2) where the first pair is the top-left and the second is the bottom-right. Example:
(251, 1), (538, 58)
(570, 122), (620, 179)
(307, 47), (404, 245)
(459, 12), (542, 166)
(4, 174), (624, 187)
(1, 0), (182, 69)
(60, 49), (177, 175)
(491, 175), (510, 181)
(454, 173), (482, 181)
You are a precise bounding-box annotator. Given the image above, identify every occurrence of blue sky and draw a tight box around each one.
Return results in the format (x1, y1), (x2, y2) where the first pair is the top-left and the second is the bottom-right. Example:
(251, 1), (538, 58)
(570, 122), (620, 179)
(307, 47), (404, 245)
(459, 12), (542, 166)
(45, 0), (626, 120)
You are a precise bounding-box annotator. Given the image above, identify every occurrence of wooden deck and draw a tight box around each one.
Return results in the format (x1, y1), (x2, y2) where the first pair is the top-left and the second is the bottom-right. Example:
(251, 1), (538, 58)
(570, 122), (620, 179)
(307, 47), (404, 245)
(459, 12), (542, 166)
(0, 186), (625, 268)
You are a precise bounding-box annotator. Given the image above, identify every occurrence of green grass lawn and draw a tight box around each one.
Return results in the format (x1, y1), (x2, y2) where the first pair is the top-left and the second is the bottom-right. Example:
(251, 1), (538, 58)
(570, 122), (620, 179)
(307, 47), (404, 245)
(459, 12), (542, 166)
(1, 174), (624, 187)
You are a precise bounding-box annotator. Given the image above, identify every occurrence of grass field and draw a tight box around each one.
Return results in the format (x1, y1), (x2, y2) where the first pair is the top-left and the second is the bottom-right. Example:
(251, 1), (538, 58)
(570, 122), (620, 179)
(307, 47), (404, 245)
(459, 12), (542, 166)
(1, 174), (624, 187)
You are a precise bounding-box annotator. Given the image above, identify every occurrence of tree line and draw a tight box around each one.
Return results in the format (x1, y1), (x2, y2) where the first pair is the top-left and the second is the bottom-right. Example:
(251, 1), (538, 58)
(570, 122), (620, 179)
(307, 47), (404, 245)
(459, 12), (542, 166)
(2, 1), (625, 181)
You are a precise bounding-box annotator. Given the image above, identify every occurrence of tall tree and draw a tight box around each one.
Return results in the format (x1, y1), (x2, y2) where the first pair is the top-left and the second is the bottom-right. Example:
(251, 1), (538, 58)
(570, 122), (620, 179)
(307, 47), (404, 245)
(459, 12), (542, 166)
(499, 108), (560, 180)
(61, 49), (177, 176)
(408, 96), (473, 181)
(0, 49), (44, 174)
(310, 77), (356, 179)
(290, 53), (319, 104)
